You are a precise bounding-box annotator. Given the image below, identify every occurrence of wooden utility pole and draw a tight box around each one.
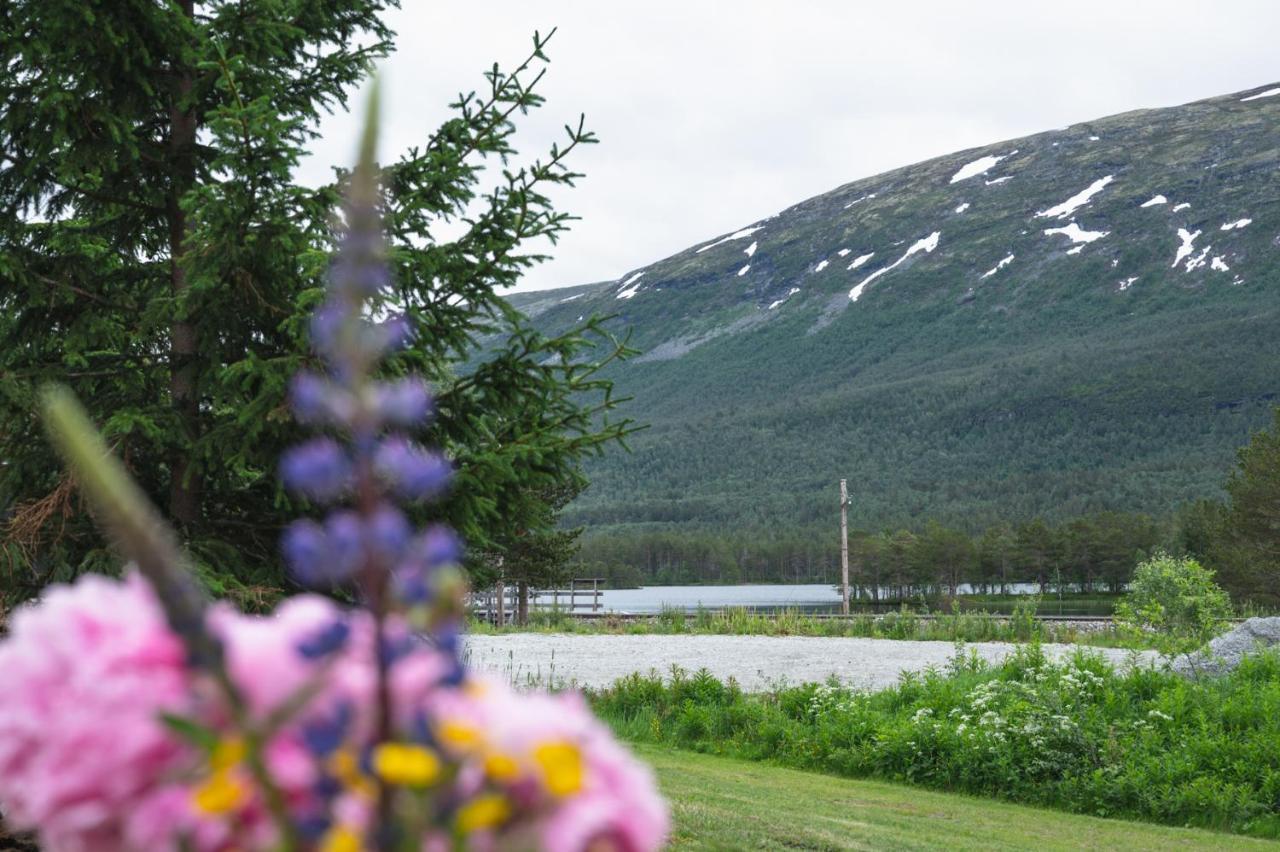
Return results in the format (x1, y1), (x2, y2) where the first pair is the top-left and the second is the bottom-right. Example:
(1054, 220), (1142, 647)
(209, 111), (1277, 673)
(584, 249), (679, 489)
(840, 479), (850, 615)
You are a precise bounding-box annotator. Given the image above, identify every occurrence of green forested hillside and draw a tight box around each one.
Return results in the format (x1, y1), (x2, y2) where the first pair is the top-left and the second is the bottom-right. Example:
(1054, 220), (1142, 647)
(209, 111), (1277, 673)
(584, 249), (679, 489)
(512, 84), (1280, 575)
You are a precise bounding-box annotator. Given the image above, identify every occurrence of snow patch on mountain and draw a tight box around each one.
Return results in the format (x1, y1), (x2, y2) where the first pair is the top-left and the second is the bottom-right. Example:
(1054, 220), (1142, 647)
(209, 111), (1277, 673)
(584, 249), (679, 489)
(849, 233), (940, 302)
(1172, 228), (1201, 268)
(737, 265), (750, 277)
(843, 193), (876, 210)
(696, 227), (763, 253)
(1037, 175), (1114, 219)
(1044, 222), (1109, 247)
(1173, 202), (1191, 212)
(616, 272), (645, 300)
(744, 241), (758, 258)
(768, 288), (801, 310)
(1220, 219), (1252, 231)
(1184, 245), (1211, 272)
(981, 254), (1015, 279)
(814, 259), (829, 273)
(951, 153), (1008, 183)
(955, 202), (970, 213)
(1140, 195), (1167, 208)
(848, 252), (875, 271)
(985, 176), (1013, 186)
(1241, 87), (1280, 102)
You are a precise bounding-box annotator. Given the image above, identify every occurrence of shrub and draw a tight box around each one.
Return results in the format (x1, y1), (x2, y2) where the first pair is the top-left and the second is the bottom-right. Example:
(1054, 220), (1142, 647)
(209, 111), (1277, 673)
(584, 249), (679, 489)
(589, 645), (1280, 838)
(1116, 552), (1233, 655)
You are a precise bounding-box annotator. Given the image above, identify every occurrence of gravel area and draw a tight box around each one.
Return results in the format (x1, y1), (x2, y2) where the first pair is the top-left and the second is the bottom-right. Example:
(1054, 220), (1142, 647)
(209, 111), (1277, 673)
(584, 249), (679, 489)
(463, 634), (1156, 691)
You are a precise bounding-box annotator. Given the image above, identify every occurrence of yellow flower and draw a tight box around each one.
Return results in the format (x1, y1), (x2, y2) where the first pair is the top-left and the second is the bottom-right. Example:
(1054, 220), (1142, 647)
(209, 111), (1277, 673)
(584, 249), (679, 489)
(456, 793), (512, 834)
(210, 737), (246, 772)
(319, 824), (362, 852)
(371, 742), (442, 787)
(328, 749), (376, 799)
(192, 770), (247, 815)
(483, 752), (521, 783)
(438, 720), (482, 752)
(533, 741), (584, 797)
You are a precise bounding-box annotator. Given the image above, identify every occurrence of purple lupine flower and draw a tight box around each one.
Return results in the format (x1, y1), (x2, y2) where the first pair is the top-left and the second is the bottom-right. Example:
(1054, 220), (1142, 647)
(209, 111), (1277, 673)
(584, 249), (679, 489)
(296, 619), (351, 660)
(280, 100), (457, 611)
(280, 438), (352, 501)
(346, 315), (413, 363)
(434, 623), (466, 686)
(329, 252), (390, 298)
(391, 565), (431, 605)
(300, 702), (353, 756)
(391, 526), (463, 603)
(372, 378), (432, 426)
(418, 524), (463, 569)
(281, 519), (334, 585)
(324, 511), (365, 577)
(296, 816), (334, 844)
(375, 314), (414, 352)
(290, 372), (355, 427)
(365, 503), (411, 562)
(373, 436), (451, 499)
(289, 372), (330, 424)
(309, 302), (347, 359)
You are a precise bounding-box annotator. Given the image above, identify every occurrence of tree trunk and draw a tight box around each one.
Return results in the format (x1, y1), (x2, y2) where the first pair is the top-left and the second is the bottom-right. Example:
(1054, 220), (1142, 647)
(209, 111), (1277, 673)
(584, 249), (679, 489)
(517, 581), (529, 626)
(168, 0), (200, 529)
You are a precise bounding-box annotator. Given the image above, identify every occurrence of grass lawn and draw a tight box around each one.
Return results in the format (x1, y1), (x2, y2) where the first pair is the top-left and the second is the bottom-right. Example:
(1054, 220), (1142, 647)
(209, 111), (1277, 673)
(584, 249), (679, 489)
(639, 744), (1274, 851)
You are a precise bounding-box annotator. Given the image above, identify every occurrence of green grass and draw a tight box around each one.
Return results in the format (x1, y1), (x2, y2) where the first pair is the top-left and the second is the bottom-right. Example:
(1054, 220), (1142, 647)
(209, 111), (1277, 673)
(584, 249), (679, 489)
(641, 744), (1273, 850)
(592, 648), (1280, 838)
(469, 603), (1149, 649)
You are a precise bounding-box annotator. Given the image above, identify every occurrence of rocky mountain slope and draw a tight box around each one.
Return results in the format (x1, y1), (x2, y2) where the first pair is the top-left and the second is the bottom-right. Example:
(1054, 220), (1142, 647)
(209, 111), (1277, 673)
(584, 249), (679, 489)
(513, 84), (1280, 539)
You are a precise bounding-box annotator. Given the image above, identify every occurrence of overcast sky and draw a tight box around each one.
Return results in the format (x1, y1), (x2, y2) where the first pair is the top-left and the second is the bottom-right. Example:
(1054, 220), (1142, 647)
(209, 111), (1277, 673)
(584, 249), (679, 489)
(297, 1), (1280, 293)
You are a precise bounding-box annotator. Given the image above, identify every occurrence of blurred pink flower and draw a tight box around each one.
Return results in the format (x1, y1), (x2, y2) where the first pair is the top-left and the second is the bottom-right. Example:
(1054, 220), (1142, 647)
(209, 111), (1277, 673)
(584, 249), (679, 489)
(0, 574), (668, 851)
(438, 683), (670, 851)
(0, 573), (193, 850)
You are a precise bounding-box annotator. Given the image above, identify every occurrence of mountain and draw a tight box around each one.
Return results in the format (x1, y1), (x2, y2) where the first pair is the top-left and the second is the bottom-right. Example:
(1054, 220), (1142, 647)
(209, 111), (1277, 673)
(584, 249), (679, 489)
(511, 83), (1280, 550)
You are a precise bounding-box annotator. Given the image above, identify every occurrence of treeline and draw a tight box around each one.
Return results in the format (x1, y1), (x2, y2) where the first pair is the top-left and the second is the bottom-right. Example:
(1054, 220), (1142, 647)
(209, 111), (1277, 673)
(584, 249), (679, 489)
(578, 407), (1280, 607)
(1174, 408), (1280, 607)
(578, 511), (1163, 597)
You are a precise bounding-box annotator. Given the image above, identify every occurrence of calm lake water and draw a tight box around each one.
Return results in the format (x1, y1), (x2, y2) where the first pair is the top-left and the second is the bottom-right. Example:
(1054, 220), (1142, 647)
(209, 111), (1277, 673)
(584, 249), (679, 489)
(527, 582), (1103, 615)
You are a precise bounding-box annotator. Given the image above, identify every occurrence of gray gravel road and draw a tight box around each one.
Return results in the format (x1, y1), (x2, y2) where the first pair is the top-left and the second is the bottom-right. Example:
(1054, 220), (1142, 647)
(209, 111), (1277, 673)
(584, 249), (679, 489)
(463, 634), (1155, 691)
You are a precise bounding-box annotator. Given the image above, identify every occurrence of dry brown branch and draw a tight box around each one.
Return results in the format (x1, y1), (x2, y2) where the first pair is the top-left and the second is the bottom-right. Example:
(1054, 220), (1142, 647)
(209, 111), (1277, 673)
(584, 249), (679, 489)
(3, 474), (78, 573)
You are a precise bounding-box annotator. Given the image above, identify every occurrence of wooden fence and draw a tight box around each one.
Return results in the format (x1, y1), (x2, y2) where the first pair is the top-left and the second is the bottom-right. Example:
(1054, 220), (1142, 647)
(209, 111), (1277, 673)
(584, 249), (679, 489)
(469, 577), (603, 625)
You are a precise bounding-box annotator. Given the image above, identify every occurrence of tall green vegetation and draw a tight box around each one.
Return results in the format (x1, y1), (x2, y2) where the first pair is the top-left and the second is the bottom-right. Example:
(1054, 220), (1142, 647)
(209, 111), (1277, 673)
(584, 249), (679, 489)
(591, 648), (1280, 838)
(580, 511), (1161, 595)
(477, 478), (586, 625)
(1179, 407), (1280, 606)
(0, 6), (629, 603)
(1115, 553), (1233, 656)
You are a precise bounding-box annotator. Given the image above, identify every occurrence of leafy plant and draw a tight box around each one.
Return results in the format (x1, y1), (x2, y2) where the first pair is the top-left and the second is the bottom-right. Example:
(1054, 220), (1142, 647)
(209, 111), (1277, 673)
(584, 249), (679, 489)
(589, 647), (1280, 838)
(1115, 552), (1233, 656)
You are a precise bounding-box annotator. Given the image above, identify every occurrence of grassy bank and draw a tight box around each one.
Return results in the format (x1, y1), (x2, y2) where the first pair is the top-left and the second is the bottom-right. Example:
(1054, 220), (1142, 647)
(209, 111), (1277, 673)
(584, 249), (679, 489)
(470, 603), (1146, 648)
(641, 744), (1265, 850)
(592, 646), (1280, 838)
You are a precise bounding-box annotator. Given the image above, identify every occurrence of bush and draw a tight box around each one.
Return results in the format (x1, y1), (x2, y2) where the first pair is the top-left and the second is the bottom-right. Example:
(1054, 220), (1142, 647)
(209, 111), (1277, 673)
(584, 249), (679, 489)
(1116, 552), (1233, 655)
(588, 646), (1280, 838)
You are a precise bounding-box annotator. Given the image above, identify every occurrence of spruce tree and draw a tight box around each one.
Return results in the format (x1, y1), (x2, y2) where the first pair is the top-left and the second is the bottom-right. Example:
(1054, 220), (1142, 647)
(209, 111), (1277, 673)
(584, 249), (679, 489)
(0, 4), (631, 604)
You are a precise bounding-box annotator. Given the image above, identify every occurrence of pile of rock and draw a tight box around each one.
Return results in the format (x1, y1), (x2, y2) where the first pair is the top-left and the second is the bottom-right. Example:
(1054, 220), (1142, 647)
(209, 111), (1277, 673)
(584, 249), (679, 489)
(1172, 617), (1280, 677)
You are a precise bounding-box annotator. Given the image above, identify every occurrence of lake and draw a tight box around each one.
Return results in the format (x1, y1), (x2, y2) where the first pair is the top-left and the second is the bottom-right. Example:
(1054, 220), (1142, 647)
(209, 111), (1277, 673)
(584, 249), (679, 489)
(527, 582), (1110, 616)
